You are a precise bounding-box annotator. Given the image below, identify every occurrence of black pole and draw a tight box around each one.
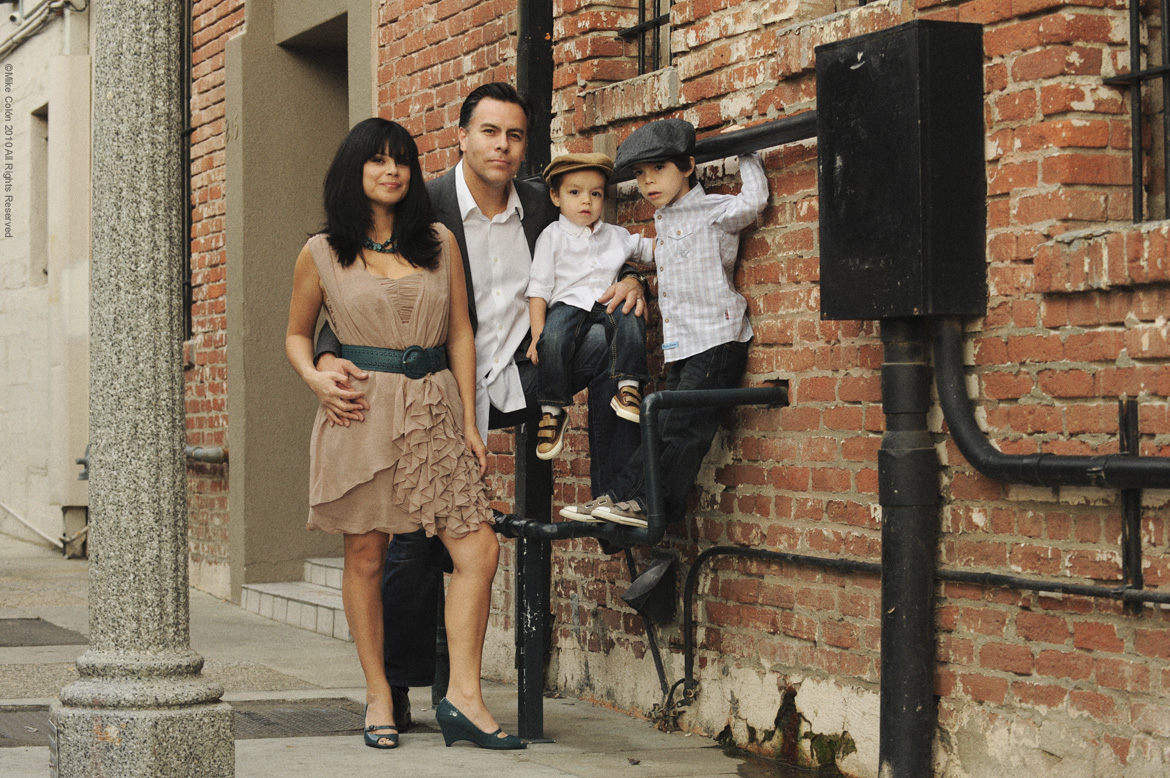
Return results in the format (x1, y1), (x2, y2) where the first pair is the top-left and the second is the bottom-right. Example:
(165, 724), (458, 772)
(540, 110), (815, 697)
(516, 0), (553, 178)
(513, 0), (555, 742)
(513, 422), (553, 742)
(878, 318), (939, 778)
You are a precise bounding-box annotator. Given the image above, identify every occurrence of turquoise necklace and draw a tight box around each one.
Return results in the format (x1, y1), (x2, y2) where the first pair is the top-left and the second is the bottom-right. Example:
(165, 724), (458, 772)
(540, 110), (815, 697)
(363, 235), (399, 254)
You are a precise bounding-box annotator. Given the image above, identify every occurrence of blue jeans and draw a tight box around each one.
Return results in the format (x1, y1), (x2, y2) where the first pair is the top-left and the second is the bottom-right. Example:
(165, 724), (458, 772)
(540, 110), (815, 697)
(606, 339), (750, 522)
(536, 301), (647, 408)
(382, 323), (640, 687)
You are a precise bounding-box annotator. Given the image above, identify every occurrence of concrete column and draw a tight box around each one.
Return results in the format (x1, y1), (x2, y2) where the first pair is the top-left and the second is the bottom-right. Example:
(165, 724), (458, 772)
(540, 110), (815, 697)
(50, 2), (234, 776)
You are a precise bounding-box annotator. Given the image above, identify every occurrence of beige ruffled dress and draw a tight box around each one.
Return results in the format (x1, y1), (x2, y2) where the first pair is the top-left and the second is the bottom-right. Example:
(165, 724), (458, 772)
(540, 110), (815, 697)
(305, 226), (492, 537)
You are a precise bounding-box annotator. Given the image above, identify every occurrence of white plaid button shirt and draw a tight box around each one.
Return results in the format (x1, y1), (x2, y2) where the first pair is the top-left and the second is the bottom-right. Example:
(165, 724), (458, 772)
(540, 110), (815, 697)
(653, 153), (768, 362)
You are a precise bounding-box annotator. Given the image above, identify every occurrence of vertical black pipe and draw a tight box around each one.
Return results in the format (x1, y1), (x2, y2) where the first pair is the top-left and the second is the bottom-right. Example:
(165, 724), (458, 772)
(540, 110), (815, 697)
(516, 0), (553, 178)
(878, 318), (939, 777)
(1161, 0), (1170, 219)
(514, 0), (555, 741)
(1119, 400), (1144, 605)
(514, 423), (553, 741)
(1128, 0), (1142, 222)
(182, 0), (194, 339)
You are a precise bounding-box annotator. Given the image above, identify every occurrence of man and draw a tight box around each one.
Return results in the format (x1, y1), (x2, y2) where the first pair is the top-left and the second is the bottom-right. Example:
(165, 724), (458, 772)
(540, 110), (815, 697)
(315, 83), (646, 729)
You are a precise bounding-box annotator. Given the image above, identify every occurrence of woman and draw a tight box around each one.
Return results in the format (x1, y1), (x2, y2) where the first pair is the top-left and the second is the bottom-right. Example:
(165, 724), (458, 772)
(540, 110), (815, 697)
(286, 118), (523, 750)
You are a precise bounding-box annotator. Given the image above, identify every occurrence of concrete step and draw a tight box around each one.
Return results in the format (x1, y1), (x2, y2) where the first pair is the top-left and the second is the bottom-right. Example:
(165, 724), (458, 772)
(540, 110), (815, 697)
(240, 580), (350, 642)
(303, 556), (343, 591)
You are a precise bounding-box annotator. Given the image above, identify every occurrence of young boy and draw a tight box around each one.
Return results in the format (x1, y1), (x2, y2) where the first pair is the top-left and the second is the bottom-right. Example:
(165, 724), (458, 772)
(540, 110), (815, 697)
(526, 152), (654, 460)
(560, 119), (769, 527)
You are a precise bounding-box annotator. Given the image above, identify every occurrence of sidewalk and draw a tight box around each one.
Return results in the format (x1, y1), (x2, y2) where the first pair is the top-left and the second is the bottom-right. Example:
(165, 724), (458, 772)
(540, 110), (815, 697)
(0, 533), (769, 777)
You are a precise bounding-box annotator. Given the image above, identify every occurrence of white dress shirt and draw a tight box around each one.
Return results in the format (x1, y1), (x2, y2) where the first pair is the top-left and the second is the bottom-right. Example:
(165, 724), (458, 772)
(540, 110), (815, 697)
(526, 215), (653, 310)
(455, 160), (532, 440)
(653, 153), (768, 362)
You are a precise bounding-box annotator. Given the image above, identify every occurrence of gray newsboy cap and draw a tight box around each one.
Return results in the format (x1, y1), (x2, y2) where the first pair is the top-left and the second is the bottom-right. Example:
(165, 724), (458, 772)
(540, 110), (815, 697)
(614, 118), (696, 176)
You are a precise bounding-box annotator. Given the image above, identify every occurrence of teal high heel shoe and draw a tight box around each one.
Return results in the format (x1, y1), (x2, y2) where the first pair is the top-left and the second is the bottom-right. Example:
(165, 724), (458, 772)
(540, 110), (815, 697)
(363, 704), (398, 749)
(436, 698), (526, 750)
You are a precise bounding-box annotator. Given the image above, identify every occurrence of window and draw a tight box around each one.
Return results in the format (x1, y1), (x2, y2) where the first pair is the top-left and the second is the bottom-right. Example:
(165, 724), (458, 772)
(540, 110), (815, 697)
(619, 0), (672, 76)
(1105, 2), (1170, 222)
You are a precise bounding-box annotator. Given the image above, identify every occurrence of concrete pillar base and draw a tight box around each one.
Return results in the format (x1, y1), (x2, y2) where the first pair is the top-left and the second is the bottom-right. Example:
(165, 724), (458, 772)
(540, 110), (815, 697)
(52, 653), (233, 778)
(50, 702), (233, 778)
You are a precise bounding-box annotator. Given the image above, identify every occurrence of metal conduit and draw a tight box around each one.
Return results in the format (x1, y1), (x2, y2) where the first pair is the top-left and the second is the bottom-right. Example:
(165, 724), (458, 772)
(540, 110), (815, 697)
(934, 318), (1170, 489)
(611, 112), (818, 183)
(670, 542), (1170, 714)
(494, 385), (789, 548)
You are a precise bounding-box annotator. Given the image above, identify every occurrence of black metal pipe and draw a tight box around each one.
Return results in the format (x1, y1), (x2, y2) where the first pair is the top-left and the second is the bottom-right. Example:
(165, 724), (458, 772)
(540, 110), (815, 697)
(934, 318), (1170, 489)
(516, 0), (553, 178)
(936, 567), (1170, 604)
(512, 423), (554, 742)
(877, 319), (938, 778)
(617, 13), (669, 40)
(680, 546), (882, 695)
(1161, 0), (1170, 219)
(513, 1), (555, 740)
(641, 386), (788, 539)
(494, 385), (789, 548)
(1119, 399), (1144, 599)
(673, 545), (1170, 711)
(1129, 0), (1142, 222)
(612, 112), (817, 183)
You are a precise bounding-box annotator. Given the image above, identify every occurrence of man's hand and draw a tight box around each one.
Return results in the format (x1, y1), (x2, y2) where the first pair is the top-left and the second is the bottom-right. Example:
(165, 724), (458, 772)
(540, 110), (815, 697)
(599, 276), (646, 317)
(314, 354), (371, 426)
(526, 340), (540, 365)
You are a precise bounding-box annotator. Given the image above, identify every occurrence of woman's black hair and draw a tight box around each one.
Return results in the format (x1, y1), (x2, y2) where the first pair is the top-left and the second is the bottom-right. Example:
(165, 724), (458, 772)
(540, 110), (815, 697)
(322, 118), (441, 270)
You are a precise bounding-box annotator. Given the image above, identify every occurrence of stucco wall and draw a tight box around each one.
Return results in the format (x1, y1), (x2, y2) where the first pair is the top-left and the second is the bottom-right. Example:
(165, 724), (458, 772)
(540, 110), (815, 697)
(0, 11), (90, 550)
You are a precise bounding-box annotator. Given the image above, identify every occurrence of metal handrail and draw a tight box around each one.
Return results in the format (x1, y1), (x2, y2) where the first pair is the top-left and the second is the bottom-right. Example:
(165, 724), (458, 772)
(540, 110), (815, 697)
(611, 112), (818, 183)
(494, 385), (789, 548)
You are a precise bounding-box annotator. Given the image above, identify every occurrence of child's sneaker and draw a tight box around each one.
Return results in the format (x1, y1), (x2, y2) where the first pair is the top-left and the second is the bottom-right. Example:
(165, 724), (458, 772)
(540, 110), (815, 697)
(610, 386), (642, 423)
(559, 495), (614, 522)
(535, 412), (568, 460)
(592, 499), (648, 527)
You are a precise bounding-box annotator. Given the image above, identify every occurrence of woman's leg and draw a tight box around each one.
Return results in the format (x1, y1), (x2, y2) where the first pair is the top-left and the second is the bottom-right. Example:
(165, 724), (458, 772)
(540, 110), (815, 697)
(437, 521), (504, 734)
(343, 530), (396, 744)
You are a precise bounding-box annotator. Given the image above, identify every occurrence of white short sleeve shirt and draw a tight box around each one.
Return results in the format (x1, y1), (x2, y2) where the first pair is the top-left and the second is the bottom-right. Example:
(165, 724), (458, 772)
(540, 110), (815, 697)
(526, 216), (653, 310)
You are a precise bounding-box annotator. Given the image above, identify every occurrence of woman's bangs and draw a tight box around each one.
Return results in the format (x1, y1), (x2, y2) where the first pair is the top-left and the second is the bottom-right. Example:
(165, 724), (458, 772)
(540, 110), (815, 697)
(367, 124), (416, 167)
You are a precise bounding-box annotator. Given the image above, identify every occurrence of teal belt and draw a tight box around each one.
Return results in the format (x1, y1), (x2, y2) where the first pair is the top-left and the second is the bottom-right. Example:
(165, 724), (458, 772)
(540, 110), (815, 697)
(340, 344), (447, 379)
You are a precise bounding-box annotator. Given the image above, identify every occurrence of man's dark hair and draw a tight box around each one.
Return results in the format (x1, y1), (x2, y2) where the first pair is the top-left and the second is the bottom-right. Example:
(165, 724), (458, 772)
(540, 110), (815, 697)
(322, 118), (440, 270)
(458, 82), (533, 133)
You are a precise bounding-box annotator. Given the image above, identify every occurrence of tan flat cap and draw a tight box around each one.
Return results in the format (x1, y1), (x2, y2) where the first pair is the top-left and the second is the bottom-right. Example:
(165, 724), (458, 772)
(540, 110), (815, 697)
(542, 152), (615, 185)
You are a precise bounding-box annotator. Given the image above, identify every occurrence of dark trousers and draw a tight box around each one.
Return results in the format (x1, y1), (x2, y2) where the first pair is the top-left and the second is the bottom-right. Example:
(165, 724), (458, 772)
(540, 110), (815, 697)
(606, 339), (750, 522)
(382, 323), (640, 688)
(536, 301), (647, 408)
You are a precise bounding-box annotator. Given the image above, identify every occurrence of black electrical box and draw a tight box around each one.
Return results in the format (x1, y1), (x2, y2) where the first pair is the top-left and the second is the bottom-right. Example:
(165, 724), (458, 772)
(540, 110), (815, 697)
(817, 21), (987, 320)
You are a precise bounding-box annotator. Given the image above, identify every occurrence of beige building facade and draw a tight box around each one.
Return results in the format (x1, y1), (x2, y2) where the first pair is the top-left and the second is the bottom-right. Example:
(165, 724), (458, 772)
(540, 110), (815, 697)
(0, 3), (90, 553)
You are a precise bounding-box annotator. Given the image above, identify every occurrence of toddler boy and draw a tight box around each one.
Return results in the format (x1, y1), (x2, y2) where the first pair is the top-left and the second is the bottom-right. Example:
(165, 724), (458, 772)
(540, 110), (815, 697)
(526, 152), (654, 460)
(561, 119), (768, 527)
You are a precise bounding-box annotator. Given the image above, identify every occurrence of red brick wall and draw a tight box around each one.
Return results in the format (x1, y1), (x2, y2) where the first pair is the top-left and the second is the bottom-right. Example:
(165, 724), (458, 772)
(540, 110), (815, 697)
(371, 0), (1170, 772)
(186, 0), (245, 590)
(377, 0), (521, 176)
